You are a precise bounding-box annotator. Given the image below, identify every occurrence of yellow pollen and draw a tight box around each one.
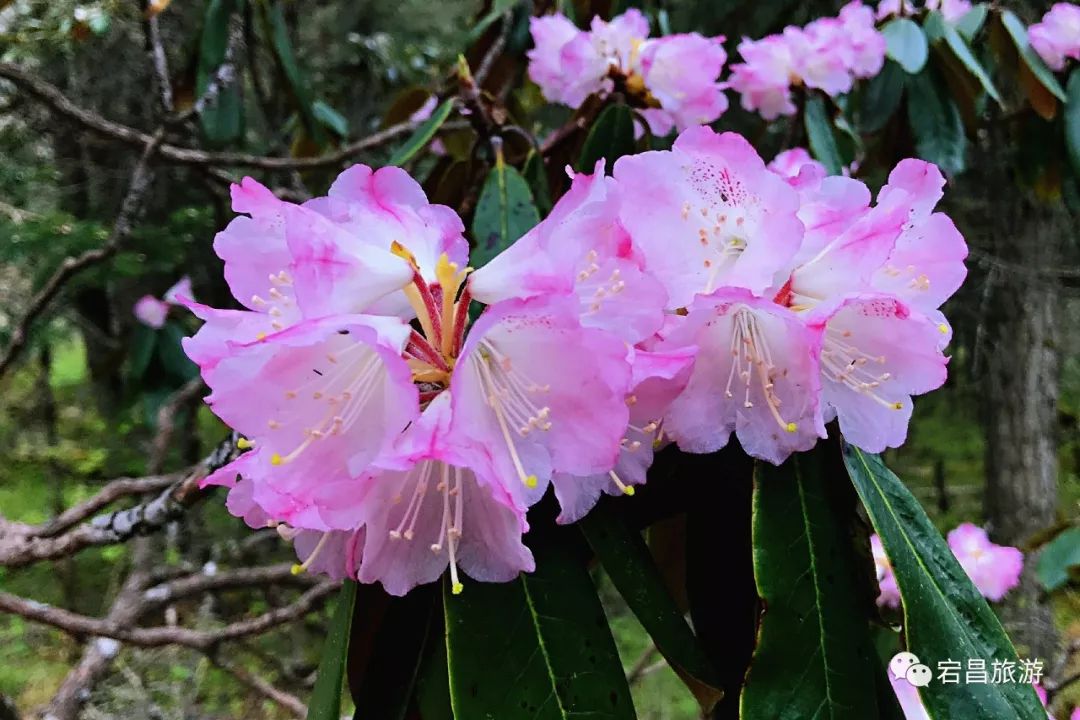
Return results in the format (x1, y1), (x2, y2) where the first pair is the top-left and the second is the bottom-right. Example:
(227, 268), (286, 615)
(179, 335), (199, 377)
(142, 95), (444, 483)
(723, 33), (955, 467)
(256, 332), (267, 341)
(452, 581), (464, 595)
(270, 453), (283, 465)
(237, 437), (254, 450)
(785, 422), (797, 433)
(937, 323), (949, 334)
(524, 474), (538, 489)
(290, 563), (303, 575)
(891, 402), (903, 410)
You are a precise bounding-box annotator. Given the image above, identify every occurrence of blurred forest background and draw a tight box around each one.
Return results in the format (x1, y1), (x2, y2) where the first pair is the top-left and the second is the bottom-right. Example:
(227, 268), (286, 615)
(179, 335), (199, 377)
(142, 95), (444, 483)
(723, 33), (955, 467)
(0, 0), (1076, 718)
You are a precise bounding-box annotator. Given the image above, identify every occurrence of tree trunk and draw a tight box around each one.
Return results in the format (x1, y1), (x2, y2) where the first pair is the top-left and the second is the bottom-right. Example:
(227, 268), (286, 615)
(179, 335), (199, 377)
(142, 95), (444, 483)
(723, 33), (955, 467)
(978, 191), (1064, 661)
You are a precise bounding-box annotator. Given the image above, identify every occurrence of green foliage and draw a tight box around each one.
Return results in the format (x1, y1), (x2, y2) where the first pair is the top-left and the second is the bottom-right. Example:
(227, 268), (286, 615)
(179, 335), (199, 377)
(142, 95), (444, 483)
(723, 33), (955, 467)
(197, 0), (245, 143)
(804, 95), (844, 175)
(742, 449), (882, 720)
(388, 98), (456, 166)
(307, 581), (357, 720)
(577, 103), (636, 173)
(444, 526), (635, 719)
(1037, 527), (1080, 592)
(580, 501), (722, 713)
(469, 152), (540, 269)
(1065, 69), (1080, 180)
(882, 18), (929, 75)
(843, 446), (1046, 720)
(906, 67), (967, 176)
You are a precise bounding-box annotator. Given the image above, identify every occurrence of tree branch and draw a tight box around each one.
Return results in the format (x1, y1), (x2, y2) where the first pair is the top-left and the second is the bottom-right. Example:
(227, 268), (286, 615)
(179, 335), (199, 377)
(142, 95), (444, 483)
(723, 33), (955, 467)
(0, 580), (338, 651)
(142, 563), (317, 606)
(0, 62), (422, 170)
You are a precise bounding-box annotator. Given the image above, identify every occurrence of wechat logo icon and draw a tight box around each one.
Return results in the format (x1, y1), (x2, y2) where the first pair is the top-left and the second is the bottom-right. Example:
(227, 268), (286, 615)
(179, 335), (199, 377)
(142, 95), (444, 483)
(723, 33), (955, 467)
(891, 652), (933, 687)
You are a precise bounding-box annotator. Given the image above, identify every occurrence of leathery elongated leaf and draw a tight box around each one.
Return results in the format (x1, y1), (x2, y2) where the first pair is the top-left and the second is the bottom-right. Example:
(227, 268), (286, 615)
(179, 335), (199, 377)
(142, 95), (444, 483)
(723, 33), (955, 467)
(577, 103), (635, 173)
(580, 500), (723, 714)
(741, 447), (880, 720)
(842, 445), (1045, 720)
(388, 98), (455, 167)
(999, 10), (1066, 103)
(469, 144), (540, 270)
(444, 526), (635, 720)
(923, 11), (1001, 104)
(882, 17), (929, 74)
(196, 0), (243, 143)
(804, 95), (844, 175)
(307, 581), (357, 720)
(1066, 69), (1080, 179)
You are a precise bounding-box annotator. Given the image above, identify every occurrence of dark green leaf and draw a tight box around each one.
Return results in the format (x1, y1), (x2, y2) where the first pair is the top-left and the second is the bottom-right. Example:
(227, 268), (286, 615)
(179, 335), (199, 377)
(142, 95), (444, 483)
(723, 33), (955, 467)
(1036, 526), (1080, 592)
(444, 528), (635, 720)
(265, 1), (322, 142)
(470, 155), (540, 269)
(883, 18), (929, 74)
(387, 98), (455, 167)
(196, 0), (243, 143)
(1000, 9), (1067, 102)
(158, 322), (198, 382)
(1066, 69), (1080, 179)
(906, 68), (967, 176)
(313, 100), (349, 138)
(804, 95), (843, 175)
(414, 618), (453, 720)
(522, 150), (553, 215)
(858, 60), (906, 134)
(924, 11), (1001, 104)
(741, 449), (880, 720)
(580, 501), (723, 713)
(842, 446), (1046, 720)
(127, 324), (156, 383)
(954, 4), (988, 42)
(577, 103), (635, 173)
(308, 581), (357, 720)
(348, 584), (436, 720)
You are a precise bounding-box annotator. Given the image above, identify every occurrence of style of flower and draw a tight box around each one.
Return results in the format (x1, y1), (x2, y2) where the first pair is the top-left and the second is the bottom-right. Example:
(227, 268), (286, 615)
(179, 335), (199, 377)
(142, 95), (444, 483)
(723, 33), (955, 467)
(187, 165), (633, 595)
(1029, 3), (1080, 72)
(728, 2), (885, 119)
(133, 276), (193, 328)
(527, 10), (727, 134)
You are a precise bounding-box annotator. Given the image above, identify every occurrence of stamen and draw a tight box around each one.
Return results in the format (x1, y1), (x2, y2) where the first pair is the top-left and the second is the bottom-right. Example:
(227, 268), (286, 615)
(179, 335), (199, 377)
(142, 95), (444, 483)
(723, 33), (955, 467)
(291, 532), (332, 574)
(609, 470), (635, 496)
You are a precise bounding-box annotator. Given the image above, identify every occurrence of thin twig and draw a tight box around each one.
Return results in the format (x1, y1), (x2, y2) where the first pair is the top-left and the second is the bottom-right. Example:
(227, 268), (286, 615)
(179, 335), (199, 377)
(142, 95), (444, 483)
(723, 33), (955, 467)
(31, 473), (183, 538)
(208, 654), (306, 717)
(142, 563), (317, 605)
(0, 62), (422, 170)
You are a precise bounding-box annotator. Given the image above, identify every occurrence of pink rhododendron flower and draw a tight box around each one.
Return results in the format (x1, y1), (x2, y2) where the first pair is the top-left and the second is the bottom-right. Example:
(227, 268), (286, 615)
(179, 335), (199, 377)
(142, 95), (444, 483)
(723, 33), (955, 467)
(526, 10), (727, 134)
(1030, 3), (1080, 71)
(729, 3), (885, 118)
(727, 35), (798, 119)
(767, 147), (826, 180)
(134, 295), (170, 329)
(187, 165), (636, 595)
(947, 523), (1024, 601)
(134, 276), (193, 328)
(872, 533), (901, 608)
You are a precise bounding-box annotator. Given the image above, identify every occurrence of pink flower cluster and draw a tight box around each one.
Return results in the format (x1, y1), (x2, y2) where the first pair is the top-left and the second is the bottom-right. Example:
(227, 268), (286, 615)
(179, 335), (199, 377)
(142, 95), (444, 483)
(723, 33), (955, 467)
(185, 125), (965, 596)
(528, 10), (728, 135)
(728, 2), (885, 119)
(1030, 3), (1080, 72)
(134, 276), (193, 329)
(873, 523), (1024, 608)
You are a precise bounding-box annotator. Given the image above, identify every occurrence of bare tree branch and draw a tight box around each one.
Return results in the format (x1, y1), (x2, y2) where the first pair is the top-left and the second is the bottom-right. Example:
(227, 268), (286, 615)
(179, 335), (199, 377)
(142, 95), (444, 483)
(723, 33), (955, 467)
(142, 563), (317, 606)
(0, 436), (238, 567)
(0, 580), (338, 651)
(0, 62), (423, 170)
(31, 473), (183, 539)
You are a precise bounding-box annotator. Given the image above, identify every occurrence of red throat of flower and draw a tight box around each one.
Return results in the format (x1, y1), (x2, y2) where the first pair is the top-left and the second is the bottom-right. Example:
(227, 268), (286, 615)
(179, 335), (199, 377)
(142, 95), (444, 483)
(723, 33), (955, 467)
(772, 277), (794, 307)
(393, 243), (472, 394)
